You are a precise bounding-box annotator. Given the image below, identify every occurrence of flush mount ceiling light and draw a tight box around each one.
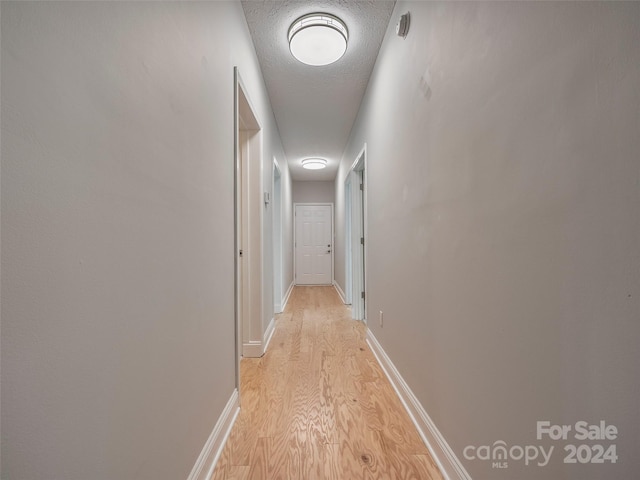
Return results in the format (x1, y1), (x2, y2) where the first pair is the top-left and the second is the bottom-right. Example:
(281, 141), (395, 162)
(288, 13), (348, 66)
(301, 158), (328, 170)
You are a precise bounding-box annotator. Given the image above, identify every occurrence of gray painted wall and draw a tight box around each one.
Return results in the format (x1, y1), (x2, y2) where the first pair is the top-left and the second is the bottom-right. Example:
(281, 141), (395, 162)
(335, 2), (640, 479)
(273, 159), (295, 308)
(1, 2), (290, 478)
(292, 180), (335, 204)
(281, 170), (295, 296)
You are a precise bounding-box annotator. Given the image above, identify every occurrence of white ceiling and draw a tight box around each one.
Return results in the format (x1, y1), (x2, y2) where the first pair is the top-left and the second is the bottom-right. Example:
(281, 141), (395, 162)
(241, 0), (396, 181)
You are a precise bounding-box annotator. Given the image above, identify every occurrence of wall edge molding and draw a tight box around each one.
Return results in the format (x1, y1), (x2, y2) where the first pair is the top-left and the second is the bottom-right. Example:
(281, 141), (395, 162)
(366, 330), (473, 480)
(187, 388), (240, 480)
(263, 317), (276, 353)
(281, 281), (294, 311)
(333, 281), (347, 304)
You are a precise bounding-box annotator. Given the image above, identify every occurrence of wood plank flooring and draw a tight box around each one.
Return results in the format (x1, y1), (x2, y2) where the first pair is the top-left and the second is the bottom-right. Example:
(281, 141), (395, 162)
(212, 286), (443, 480)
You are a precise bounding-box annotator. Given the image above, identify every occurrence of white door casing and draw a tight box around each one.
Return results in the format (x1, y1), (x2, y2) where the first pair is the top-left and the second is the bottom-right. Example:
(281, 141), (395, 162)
(347, 144), (367, 322)
(344, 178), (353, 304)
(295, 204), (333, 285)
(235, 68), (265, 363)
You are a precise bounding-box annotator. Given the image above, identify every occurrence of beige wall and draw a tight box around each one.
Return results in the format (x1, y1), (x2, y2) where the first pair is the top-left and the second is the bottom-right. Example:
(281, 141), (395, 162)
(1, 2), (290, 478)
(335, 2), (640, 479)
(292, 180), (335, 204)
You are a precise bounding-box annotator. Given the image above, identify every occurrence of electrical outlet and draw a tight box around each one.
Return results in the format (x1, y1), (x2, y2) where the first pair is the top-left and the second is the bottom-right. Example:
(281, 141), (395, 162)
(379, 310), (383, 327)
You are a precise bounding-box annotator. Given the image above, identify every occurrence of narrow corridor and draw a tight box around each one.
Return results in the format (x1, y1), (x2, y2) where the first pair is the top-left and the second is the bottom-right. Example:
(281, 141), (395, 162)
(213, 286), (443, 479)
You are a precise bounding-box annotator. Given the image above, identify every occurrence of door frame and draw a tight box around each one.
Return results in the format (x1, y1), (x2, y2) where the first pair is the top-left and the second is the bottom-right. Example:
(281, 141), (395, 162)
(293, 203), (334, 286)
(234, 67), (266, 381)
(344, 178), (352, 304)
(346, 144), (367, 321)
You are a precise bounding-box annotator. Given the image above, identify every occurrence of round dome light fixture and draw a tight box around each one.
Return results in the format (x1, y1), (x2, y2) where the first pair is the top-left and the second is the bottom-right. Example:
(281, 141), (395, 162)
(301, 158), (328, 170)
(288, 13), (348, 66)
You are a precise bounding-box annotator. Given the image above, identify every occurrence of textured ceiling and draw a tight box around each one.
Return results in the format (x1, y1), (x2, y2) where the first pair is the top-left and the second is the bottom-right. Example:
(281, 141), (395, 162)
(241, 0), (396, 181)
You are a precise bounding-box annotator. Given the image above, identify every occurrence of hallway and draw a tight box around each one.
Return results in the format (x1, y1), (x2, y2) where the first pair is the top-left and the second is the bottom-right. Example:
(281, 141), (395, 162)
(3, 2), (639, 479)
(213, 287), (442, 480)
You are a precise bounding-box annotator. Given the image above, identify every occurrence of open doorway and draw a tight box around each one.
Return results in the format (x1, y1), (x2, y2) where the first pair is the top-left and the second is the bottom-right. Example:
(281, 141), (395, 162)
(345, 145), (367, 321)
(234, 67), (265, 387)
(344, 179), (352, 304)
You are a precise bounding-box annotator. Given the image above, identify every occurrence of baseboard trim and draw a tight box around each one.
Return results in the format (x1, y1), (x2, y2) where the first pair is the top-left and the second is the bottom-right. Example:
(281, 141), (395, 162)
(366, 330), (472, 480)
(281, 281), (294, 311)
(243, 316), (276, 358)
(263, 317), (275, 352)
(333, 281), (347, 304)
(242, 341), (264, 358)
(187, 388), (240, 480)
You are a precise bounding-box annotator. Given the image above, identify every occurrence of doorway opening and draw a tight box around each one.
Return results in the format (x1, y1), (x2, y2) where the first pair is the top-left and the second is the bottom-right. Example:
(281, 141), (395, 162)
(345, 145), (367, 321)
(344, 179), (352, 304)
(234, 68), (265, 381)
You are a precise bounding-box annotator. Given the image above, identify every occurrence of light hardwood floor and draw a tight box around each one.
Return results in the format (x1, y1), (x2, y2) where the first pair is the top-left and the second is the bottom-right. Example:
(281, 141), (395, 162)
(212, 286), (443, 480)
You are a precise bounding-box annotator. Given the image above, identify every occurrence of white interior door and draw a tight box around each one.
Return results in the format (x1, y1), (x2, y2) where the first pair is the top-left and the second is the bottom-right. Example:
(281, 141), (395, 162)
(295, 204), (333, 285)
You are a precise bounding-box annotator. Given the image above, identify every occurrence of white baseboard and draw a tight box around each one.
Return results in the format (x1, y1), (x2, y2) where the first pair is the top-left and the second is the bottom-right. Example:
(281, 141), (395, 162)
(366, 330), (472, 480)
(333, 281), (346, 304)
(281, 281), (294, 311)
(242, 341), (264, 358)
(244, 317), (276, 358)
(188, 388), (240, 480)
(263, 317), (275, 352)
